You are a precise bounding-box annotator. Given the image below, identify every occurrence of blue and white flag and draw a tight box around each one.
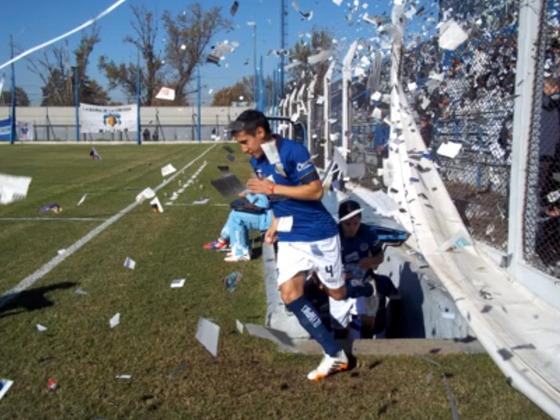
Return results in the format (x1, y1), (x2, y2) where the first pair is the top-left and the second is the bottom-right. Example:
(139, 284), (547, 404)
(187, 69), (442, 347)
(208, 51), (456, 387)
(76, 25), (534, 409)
(80, 103), (138, 134)
(0, 118), (11, 141)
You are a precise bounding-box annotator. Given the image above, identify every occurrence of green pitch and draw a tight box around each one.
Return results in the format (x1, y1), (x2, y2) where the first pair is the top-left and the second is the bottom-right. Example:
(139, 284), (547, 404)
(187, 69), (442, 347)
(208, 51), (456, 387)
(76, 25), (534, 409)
(0, 144), (547, 419)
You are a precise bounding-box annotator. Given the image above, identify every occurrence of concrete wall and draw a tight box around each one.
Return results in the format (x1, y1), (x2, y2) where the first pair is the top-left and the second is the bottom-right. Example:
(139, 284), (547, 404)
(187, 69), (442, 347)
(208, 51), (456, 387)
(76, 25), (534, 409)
(0, 106), (250, 126)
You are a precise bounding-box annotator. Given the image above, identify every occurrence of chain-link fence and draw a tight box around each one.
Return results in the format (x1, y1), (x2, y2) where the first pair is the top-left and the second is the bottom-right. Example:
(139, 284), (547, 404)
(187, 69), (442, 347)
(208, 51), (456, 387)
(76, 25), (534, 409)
(524, 0), (560, 276)
(275, 0), (560, 277)
(399, 0), (519, 252)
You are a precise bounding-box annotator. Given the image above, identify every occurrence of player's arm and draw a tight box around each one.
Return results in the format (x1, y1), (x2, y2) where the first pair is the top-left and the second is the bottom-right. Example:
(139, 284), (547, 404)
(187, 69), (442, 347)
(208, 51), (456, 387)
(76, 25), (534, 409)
(358, 228), (384, 271)
(246, 176), (322, 200)
(264, 212), (278, 244)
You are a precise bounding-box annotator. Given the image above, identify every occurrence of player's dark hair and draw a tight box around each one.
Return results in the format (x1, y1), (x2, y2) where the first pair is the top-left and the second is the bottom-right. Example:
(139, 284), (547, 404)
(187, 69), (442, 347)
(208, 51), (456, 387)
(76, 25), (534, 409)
(229, 109), (271, 137)
(338, 199), (362, 221)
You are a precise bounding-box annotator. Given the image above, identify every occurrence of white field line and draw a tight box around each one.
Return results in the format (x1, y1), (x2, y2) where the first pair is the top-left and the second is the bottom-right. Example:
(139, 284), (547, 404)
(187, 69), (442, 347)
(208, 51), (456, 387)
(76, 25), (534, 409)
(0, 144), (216, 309)
(164, 161), (207, 205)
(0, 217), (104, 222)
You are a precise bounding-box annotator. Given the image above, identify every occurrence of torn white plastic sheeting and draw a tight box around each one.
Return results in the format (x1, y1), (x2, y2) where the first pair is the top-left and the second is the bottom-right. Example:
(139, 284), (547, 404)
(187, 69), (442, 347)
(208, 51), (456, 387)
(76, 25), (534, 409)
(135, 188), (156, 204)
(438, 19), (468, 51)
(0, 173), (32, 205)
(195, 317), (220, 357)
(347, 163), (366, 179)
(332, 147), (348, 177)
(307, 50), (331, 65)
(161, 163), (177, 177)
(392, 84), (560, 419)
(354, 187), (399, 217)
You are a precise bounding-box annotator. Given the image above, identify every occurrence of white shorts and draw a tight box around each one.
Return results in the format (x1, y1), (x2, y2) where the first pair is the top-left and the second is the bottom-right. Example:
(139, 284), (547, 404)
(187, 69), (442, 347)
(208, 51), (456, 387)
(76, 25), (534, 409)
(276, 235), (351, 327)
(276, 234), (344, 289)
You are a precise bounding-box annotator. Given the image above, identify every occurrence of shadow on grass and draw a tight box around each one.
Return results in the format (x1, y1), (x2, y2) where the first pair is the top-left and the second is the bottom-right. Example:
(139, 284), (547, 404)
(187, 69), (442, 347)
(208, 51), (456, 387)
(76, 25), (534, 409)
(0, 281), (77, 318)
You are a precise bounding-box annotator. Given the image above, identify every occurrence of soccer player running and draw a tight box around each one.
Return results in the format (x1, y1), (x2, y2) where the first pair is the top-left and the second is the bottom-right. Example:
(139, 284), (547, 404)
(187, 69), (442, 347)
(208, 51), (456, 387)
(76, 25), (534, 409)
(230, 110), (374, 381)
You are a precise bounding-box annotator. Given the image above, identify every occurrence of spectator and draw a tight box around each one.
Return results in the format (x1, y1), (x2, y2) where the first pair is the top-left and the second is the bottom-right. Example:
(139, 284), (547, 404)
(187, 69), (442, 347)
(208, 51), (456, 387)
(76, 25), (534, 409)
(419, 116), (434, 148)
(230, 109), (375, 381)
(152, 129), (159, 141)
(143, 128), (151, 142)
(203, 193), (272, 262)
(337, 200), (396, 338)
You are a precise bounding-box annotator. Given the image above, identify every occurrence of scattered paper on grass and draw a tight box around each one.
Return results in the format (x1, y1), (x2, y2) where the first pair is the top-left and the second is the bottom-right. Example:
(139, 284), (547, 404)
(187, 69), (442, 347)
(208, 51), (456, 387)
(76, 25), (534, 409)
(170, 278), (186, 288)
(124, 257), (136, 270)
(236, 319), (244, 334)
(0, 379), (14, 401)
(195, 317), (220, 357)
(442, 373), (460, 420)
(115, 375), (132, 380)
(57, 249), (66, 255)
(169, 360), (187, 379)
(47, 378), (58, 390)
(36, 324), (47, 332)
(161, 163), (177, 177)
(109, 313), (121, 328)
(193, 196), (209, 205)
(0, 173), (32, 205)
(210, 174), (245, 197)
(217, 165), (230, 176)
(222, 271), (242, 292)
(135, 187), (156, 204)
(77, 193), (88, 206)
(90, 147), (102, 161)
(150, 196), (164, 213)
(39, 202), (61, 213)
(75, 288), (88, 295)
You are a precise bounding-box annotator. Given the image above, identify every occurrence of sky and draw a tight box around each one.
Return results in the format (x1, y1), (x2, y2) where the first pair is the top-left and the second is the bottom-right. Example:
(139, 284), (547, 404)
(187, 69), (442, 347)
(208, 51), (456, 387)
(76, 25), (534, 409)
(0, 0), (418, 105)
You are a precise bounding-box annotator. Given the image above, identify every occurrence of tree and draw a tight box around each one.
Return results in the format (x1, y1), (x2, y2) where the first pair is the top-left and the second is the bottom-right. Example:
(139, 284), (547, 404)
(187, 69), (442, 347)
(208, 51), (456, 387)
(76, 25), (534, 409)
(0, 86), (31, 106)
(211, 76), (253, 106)
(287, 26), (335, 97)
(161, 3), (232, 105)
(28, 27), (110, 106)
(98, 5), (163, 106)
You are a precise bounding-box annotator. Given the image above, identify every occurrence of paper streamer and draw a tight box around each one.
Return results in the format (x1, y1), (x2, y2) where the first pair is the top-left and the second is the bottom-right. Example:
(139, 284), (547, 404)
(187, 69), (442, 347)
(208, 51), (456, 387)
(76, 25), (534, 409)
(0, 0), (128, 71)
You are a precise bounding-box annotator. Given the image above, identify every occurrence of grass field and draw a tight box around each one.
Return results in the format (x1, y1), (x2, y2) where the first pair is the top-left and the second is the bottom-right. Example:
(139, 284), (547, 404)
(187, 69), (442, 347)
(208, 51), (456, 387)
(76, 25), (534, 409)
(0, 144), (550, 419)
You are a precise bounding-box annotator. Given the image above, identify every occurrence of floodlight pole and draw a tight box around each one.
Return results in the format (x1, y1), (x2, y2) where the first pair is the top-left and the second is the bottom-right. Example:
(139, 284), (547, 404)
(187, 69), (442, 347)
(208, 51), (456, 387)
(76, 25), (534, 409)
(197, 68), (201, 142)
(280, 0), (287, 98)
(73, 66), (80, 142)
(10, 35), (16, 145)
(136, 50), (141, 145)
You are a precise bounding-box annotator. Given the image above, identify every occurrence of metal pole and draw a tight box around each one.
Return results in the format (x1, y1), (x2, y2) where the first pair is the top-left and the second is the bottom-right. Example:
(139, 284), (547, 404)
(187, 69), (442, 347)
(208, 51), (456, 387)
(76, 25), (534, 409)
(136, 50), (141, 145)
(280, 0), (286, 98)
(197, 68), (201, 141)
(10, 35), (16, 145)
(73, 66), (80, 142)
(253, 25), (257, 105)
